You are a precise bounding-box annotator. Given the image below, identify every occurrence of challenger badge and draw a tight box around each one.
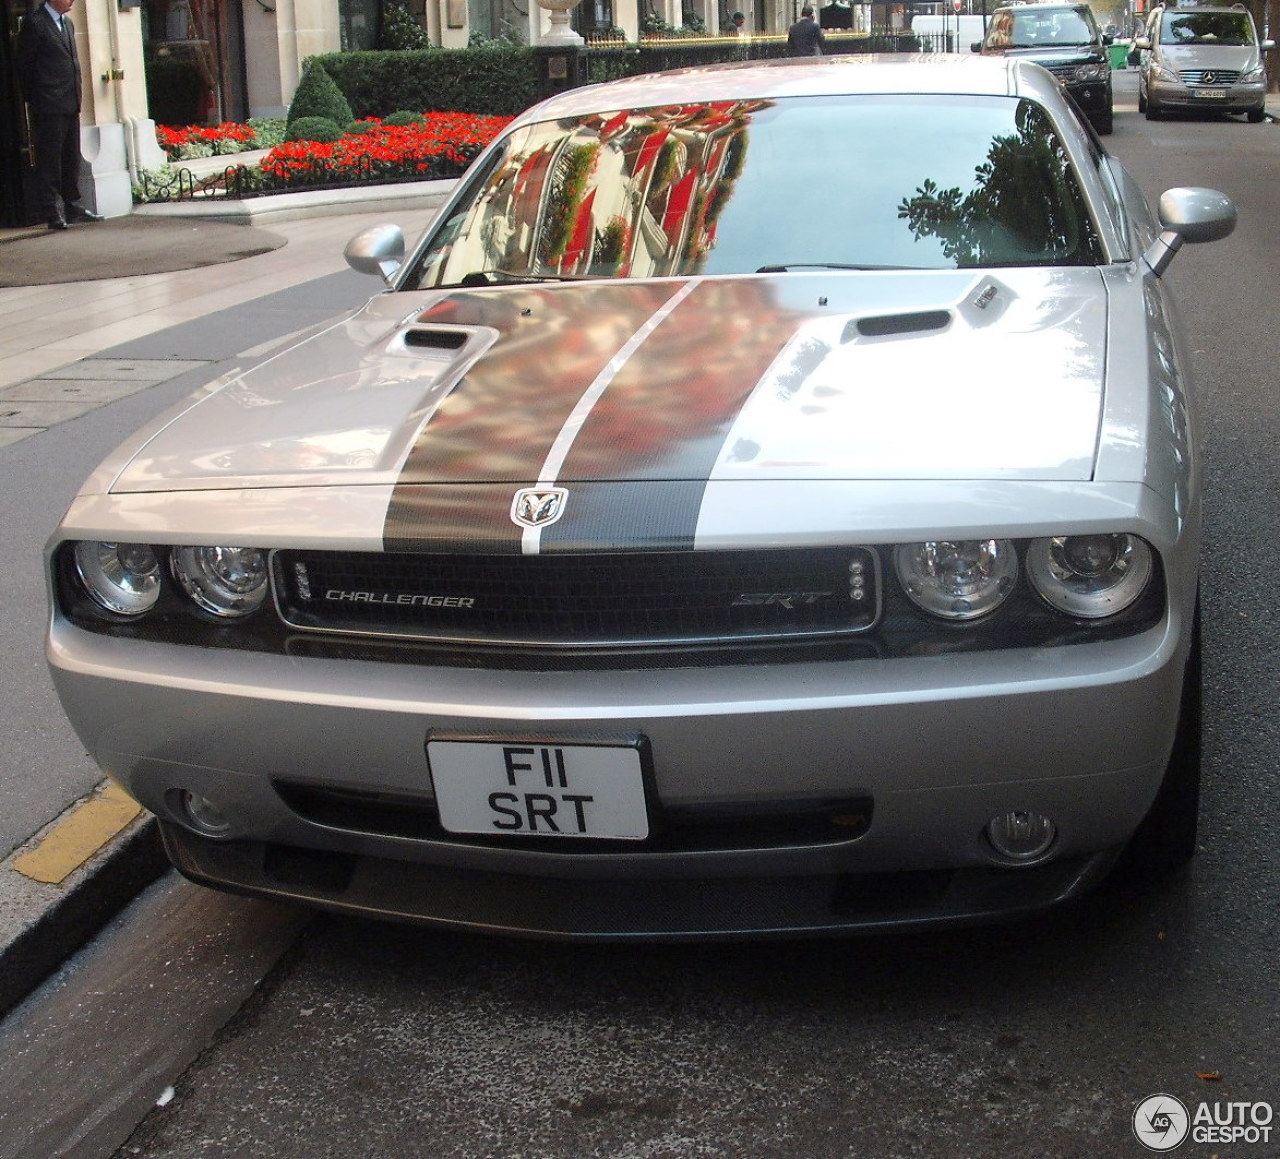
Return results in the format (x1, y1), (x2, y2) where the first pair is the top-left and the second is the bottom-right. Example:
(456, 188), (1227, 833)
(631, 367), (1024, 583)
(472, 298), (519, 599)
(511, 487), (568, 529)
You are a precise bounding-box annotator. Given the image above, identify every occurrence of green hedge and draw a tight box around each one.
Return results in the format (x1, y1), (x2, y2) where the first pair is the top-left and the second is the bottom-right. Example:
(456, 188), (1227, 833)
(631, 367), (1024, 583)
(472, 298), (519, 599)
(315, 47), (541, 118)
(313, 35), (917, 120)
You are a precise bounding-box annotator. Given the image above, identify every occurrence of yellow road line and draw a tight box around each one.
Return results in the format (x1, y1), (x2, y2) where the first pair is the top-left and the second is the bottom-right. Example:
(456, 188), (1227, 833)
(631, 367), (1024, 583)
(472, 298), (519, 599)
(12, 781), (143, 885)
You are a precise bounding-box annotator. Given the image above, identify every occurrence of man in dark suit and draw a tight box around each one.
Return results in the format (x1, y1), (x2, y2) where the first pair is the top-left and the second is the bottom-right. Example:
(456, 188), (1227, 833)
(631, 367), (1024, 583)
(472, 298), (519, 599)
(15, 0), (104, 230)
(787, 5), (825, 55)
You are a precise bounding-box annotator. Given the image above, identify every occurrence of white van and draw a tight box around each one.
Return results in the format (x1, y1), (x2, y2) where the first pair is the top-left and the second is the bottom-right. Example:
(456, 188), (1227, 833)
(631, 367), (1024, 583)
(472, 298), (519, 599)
(910, 14), (989, 52)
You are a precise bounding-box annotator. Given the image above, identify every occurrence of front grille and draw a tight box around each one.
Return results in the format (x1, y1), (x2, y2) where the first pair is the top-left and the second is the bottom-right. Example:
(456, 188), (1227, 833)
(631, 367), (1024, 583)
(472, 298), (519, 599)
(1180, 69), (1241, 84)
(272, 547), (878, 647)
(272, 780), (875, 853)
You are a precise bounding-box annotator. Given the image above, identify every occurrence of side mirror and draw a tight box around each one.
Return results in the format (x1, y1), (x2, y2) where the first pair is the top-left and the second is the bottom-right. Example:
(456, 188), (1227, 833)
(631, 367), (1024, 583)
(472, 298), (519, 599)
(970, 41), (983, 52)
(1102, 32), (1114, 44)
(344, 224), (406, 287)
(1133, 35), (1151, 49)
(1261, 38), (1275, 49)
(1144, 187), (1237, 277)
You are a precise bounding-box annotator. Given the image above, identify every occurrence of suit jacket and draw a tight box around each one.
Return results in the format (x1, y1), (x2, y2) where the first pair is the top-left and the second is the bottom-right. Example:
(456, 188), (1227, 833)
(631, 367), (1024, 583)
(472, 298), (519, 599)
(15, 6), (82, 116)
(786, 16), (825, 56)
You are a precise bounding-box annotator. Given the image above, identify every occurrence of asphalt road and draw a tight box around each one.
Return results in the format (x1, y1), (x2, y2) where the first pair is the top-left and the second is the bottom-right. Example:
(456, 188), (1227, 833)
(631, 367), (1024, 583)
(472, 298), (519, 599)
(4, 84), (1280, 1159)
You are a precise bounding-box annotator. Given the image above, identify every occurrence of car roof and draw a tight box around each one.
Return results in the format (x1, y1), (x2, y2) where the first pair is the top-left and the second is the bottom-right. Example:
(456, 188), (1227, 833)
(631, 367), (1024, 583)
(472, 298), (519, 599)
(511, 54), (1063, 127)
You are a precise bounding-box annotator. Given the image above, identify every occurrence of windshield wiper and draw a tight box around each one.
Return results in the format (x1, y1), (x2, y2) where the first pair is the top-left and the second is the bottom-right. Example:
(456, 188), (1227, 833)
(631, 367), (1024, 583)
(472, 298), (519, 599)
(756, 262), (917, 273)
(451, 269), (602, 287)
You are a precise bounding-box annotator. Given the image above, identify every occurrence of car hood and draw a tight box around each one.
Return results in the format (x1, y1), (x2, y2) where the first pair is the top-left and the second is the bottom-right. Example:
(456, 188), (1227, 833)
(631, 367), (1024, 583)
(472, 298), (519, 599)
(111, 268), (1107, 495)
(1155, 43), (1259, 70)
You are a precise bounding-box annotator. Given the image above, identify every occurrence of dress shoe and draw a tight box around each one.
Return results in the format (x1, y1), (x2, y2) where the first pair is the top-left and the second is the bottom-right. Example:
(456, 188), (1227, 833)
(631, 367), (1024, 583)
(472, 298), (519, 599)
(66, 206), (104, 224)
(48, 216), (68, 231)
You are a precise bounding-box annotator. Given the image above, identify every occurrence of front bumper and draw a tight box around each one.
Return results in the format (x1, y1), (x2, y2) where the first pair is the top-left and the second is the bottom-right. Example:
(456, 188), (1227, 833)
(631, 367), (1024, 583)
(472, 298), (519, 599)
(49, 609), (1189, 937)
(1149, 78), (1266, 112)
(161, 822), (1122, 939)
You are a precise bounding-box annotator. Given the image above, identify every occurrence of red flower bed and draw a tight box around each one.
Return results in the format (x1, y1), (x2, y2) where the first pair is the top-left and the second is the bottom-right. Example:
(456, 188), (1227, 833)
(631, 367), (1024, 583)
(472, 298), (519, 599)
(259, 113), (513, 187)
(157, 121), (258, 159)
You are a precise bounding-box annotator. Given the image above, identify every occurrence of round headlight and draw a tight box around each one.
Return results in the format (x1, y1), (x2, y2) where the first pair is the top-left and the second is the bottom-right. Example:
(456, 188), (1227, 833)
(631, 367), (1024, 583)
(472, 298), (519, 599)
(1026, 534), (1153, 619)
(171, 546), (269, 618)
(73, 541), (161, 616)
(894, 540), (1018, 621)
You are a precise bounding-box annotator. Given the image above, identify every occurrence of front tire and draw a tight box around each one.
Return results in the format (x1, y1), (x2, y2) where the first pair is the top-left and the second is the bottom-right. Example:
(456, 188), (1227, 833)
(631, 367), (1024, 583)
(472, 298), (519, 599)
(1119, 599), (1202, 879)
(1247, 106), (1266, 123)
(1094, 110), (1114, 135)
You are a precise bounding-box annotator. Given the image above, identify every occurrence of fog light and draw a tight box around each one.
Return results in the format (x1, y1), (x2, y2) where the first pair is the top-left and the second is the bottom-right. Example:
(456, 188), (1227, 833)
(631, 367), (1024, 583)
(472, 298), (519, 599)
(178, 790), (232, 837)
(985, 811), (1056, 862)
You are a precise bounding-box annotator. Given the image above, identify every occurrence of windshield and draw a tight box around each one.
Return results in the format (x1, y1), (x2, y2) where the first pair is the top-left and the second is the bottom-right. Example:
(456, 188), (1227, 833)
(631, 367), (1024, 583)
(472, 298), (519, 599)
(401, 94), (1103, 290)
(1160, 10), (1256, 44)
(989, 7), (1099, 47)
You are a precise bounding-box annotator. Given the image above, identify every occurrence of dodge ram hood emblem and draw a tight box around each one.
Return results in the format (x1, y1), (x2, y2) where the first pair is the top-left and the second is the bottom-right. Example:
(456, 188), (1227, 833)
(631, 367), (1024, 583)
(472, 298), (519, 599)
(511, 487), (568, 528)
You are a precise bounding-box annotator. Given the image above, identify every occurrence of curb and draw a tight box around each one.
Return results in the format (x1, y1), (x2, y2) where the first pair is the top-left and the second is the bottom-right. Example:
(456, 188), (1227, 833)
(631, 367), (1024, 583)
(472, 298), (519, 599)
(133, 176), (458, 226)
(0, 811), (169, 1019)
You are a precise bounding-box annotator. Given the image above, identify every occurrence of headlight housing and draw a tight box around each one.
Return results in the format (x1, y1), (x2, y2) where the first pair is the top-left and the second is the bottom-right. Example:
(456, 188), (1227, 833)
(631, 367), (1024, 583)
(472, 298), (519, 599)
(171, 546), (270, 618)
(1073, 63), (1108, 81)
(894, 540), (1018, 621)
(72, 541), (162, 617)
(1025, 534), (1153, 619)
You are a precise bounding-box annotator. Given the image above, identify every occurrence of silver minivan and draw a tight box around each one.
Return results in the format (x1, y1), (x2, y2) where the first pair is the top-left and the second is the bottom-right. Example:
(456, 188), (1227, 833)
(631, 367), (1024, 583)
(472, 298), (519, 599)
(1136, 2), (1273, 121)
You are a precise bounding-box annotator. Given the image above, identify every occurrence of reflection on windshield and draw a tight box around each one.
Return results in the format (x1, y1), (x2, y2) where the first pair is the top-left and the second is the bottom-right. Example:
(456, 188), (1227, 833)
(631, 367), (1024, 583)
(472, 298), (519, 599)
(403, 94), (1102, 289)
(1162, 12), (1255, 44)
(897, 101), (1093, 267)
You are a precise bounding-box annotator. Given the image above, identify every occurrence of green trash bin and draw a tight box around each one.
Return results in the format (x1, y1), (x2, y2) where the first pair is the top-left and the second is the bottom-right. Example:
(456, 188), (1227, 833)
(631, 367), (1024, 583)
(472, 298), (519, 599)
(1109, 40), (1130, 69)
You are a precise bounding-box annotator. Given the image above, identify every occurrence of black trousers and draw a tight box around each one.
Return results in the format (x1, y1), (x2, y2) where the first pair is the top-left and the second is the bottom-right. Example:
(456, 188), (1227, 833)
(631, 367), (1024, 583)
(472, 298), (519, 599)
(30, 112), (85, 222)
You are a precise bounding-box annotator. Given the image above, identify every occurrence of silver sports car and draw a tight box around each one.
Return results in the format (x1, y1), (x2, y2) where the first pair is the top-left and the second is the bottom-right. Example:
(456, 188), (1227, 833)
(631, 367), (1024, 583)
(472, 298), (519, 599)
(47, 55), (1236, 939)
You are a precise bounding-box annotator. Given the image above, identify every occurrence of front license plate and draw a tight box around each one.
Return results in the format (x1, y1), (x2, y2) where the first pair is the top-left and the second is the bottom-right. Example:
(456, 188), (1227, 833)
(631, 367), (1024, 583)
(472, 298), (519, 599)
(427, 739), (649, 840)
(1193, 88), (1227, 99)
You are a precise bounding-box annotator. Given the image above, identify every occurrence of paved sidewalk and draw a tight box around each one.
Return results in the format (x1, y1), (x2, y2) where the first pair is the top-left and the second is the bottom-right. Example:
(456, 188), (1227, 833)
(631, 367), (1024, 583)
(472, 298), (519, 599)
(0, 183), (450, 1017)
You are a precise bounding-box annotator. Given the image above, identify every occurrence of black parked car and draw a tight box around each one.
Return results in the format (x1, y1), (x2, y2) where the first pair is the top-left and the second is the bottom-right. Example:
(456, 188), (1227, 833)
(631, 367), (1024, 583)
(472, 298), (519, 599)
(976, 2), (1115, 133)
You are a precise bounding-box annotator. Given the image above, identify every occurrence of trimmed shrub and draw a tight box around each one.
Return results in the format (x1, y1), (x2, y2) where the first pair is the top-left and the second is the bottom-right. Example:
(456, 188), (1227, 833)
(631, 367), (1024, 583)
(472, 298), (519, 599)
(383, 110), (426, 126)
(285, 116), (343, 144)
(287, 59), (354, 127)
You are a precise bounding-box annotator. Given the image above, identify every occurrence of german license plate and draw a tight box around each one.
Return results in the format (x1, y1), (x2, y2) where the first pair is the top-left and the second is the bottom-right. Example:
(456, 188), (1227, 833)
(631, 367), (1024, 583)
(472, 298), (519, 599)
(1193, 89), (1227, 99)
(427, 738), (649, 839)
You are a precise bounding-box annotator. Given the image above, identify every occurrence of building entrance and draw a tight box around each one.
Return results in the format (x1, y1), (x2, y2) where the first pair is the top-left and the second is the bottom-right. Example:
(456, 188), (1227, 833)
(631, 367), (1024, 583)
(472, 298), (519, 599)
(143, 0), (247, 127)
(1, 0), (33, 227)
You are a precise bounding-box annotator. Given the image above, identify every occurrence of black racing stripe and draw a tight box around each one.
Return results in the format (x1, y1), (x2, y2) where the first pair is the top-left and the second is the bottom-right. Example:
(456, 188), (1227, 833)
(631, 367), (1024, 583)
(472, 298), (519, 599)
(533, 480), (710, 553)
(556, 279), (813, 481)
(393, 282), (682, 485)
(384, 281), (681, 551)
(382, 484), (526, 554)
(540, 278), (815, 551)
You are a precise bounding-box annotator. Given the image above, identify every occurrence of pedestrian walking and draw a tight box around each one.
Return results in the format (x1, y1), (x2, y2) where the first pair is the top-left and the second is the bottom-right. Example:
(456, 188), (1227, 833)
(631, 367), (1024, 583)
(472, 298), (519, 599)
(787, 5), (825, 55)
(15, 0), (104, 230)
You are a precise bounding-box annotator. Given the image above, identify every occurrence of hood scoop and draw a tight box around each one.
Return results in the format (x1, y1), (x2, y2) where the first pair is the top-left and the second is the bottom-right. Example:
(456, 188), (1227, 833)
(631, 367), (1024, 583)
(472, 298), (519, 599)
(846, 310), (952, 340)
(402, 326), (471, 352)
